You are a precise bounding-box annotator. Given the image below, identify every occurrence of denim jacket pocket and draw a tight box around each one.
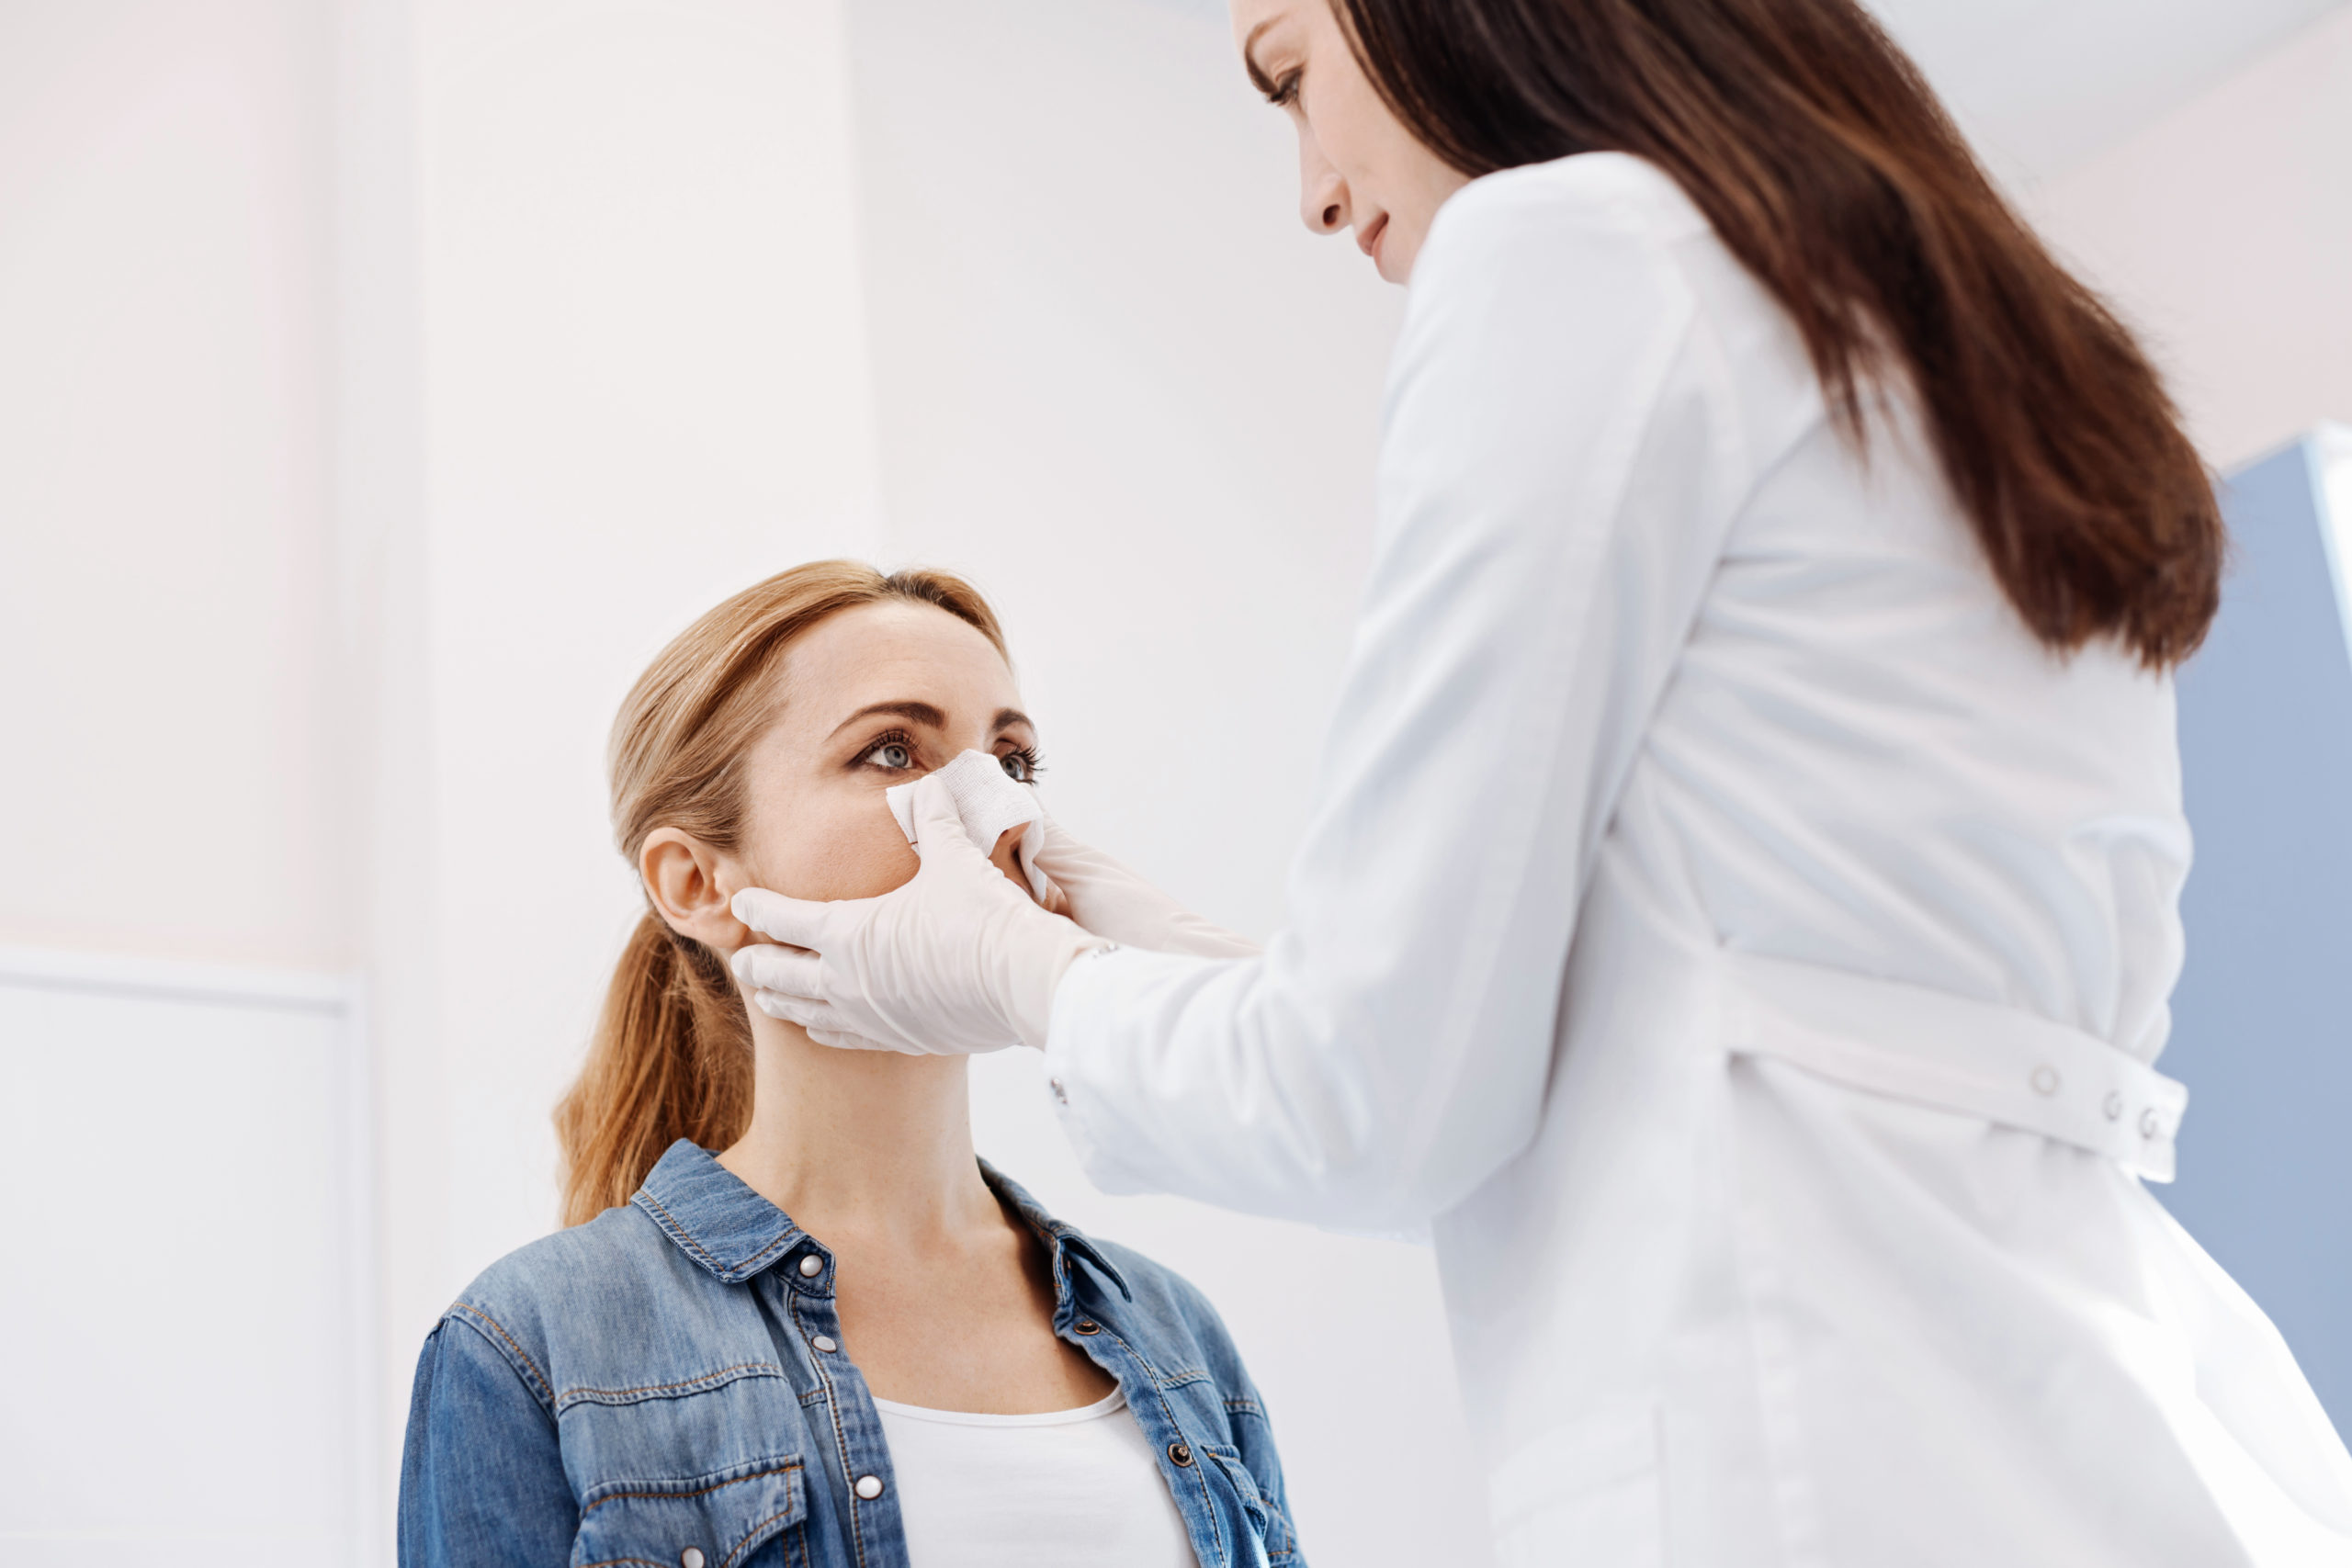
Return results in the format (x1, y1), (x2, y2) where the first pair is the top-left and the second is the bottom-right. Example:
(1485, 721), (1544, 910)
(1199, 1442), (1296, 1567)
(571, 1452), (808, 1568)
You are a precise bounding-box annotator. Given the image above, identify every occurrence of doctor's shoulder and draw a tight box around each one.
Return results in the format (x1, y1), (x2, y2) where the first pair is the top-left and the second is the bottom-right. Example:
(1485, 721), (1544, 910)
(1415, 150), (1711, 287)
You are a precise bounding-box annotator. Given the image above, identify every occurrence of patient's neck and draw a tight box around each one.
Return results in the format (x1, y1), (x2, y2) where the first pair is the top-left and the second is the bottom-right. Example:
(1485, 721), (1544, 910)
(717, 1010), (1001, 1247)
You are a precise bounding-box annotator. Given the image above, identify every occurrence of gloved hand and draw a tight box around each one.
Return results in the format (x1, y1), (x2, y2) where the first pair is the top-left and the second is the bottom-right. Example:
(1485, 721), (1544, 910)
(729, 769), (1109, 1054)
(1025, 816), (1261, 960)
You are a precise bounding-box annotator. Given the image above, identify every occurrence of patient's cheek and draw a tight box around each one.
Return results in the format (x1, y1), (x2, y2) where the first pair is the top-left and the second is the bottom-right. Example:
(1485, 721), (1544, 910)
(748, 804), (922, 904)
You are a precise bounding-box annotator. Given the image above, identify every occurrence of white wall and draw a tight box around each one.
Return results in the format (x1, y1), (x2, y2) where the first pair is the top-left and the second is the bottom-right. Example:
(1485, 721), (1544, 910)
(849, 0), (1399, 930)
(1865, 0), (2344, 186)
(0, 0), (338, 967)
(2030, 3), (2352, 464)
(385, 0), (884, 1444)
(0, 948), (373, 1564)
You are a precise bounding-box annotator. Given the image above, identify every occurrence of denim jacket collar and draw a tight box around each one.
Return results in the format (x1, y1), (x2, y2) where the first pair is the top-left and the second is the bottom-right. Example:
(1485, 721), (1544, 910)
(630, 1139), (1132, 1301)
(980, 1159), (1135, 1303)
(630, 1141), (807, 1284)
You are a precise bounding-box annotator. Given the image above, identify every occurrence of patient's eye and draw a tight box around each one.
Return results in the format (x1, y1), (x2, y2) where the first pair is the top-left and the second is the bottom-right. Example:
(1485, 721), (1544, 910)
(999, 745), (1044, 784)
(855, 731), (920, 773)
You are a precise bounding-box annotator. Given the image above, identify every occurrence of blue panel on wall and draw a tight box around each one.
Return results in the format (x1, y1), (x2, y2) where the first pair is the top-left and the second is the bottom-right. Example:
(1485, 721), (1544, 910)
(2165, 434), (2352, 1439)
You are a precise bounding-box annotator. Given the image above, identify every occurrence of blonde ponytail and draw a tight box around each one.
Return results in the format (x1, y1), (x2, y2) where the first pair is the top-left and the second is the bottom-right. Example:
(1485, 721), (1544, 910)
(554, 913), (752, 1225)
(553, 561), (1009, 1225)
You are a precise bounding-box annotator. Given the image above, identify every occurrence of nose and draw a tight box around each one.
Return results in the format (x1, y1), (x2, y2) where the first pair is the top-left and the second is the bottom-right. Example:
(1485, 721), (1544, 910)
(1296, 128), (1349, 236)
(988, 825), (1030, 897)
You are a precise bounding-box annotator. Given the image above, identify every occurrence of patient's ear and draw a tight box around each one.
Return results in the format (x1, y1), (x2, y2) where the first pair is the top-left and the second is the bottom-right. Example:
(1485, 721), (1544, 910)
(639, 829), (751, 950)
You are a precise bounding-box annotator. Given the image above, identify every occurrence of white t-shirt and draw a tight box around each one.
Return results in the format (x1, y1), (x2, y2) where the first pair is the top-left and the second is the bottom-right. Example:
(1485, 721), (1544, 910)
(872, 1389), (1195, 1567)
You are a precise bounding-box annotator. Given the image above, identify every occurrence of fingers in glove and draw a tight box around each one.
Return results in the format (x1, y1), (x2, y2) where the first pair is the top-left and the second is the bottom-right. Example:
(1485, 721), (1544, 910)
(752, 987), (918, 1055)
(907, 769), (983, 852)
(750, 985), (839, 1031)
(730, 942), (823, 1000)
(1025, 812), (1122, 880)
(729, 887), (838, 950)
(807, 1024), (918, 1055)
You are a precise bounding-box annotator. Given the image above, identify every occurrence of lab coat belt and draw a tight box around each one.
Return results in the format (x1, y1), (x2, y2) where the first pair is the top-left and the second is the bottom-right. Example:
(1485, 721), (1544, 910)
(1720, 951), (2188, 1182)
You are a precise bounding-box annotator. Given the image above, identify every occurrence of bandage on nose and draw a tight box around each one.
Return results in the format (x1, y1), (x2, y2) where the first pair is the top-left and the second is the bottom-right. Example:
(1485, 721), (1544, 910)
(884, 750), (1053, 903)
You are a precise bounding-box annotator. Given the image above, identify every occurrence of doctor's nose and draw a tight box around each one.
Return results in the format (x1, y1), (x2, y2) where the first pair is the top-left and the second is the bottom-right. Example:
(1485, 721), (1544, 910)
(1297, 138), (1350, 236)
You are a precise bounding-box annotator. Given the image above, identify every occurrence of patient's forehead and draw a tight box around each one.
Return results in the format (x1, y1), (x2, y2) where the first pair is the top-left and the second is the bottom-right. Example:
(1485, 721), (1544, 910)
(773, 601), (1018, 729)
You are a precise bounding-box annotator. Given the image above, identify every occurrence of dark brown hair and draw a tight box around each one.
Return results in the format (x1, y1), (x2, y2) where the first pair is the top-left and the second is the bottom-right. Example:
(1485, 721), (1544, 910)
(1328, 0), (2220, 665)
(554, 561), (1009, 1225)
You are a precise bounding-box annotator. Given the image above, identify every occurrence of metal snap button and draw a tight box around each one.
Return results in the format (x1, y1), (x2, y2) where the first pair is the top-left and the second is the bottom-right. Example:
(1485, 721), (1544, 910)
(854, 1474), (886, 1500)
(2103, 1090), (2124, 1122)
(2030, 1065), (2061, 1097)
(1168, 1442), (1194, 1468)
(1048, 1077), (1069, 1105)
(681, 1550), (706, 1568)
(2140, 1108), (2163, 1139)
(812, 1335), (838, 1353)
(798, 1253), (824, 1278)
(1074, 1320), (1101, 1336)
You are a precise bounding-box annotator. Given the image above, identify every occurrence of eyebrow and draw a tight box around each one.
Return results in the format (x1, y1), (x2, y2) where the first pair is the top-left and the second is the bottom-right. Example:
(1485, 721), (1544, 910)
(1241, 18), (1278, 97)
(827, 700), (945, 740)
(824, 700), (1035, 741)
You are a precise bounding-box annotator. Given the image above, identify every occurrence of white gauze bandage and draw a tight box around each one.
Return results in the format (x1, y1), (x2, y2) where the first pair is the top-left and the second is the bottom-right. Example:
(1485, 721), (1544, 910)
(885, 750), (1053, 904)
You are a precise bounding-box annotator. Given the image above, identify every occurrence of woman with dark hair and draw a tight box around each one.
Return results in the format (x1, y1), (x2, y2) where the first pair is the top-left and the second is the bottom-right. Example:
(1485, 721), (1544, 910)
(731, 2), (2352, 1562)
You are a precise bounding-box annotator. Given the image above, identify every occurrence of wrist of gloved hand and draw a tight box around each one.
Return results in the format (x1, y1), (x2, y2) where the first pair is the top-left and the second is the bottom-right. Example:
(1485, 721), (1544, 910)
(986, 901), (1115, 1049)
(1027, 817), (1261, 961)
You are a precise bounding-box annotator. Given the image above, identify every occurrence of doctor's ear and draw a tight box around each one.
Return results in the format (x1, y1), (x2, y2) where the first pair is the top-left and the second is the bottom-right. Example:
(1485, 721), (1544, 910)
(639, 829), (751, 951)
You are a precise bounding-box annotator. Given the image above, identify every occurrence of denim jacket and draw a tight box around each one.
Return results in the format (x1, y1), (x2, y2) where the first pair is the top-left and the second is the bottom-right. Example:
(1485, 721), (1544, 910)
(399, 1141), (1303, 1568)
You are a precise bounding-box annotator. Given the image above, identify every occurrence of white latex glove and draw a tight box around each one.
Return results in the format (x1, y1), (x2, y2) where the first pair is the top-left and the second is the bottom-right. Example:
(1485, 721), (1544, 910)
(1026, 816), (1261, 960)
(729, 769), (1108, 1054)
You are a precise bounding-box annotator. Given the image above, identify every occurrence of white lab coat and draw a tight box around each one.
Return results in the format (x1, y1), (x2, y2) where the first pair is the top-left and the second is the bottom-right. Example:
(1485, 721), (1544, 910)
(1043, 153), (2352, 1565)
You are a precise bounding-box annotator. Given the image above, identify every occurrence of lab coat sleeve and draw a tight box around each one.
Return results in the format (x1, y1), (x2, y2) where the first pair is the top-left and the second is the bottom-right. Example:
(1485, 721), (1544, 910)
(1045, 162), (1751, 1227)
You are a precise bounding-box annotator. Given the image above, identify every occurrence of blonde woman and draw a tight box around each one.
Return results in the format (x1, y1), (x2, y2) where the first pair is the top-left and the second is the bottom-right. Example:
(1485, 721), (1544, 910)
(397, 563), (1299, 1568)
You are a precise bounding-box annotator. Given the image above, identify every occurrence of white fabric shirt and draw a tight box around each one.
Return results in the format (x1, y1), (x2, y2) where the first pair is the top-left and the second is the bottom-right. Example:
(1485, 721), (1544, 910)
(873, 1390), (1193, 1568)
(1046, 153), (2352, 1565)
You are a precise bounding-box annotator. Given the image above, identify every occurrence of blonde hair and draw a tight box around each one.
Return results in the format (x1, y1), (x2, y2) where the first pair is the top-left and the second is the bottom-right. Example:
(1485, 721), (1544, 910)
(554, 560), (1009, 1225)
